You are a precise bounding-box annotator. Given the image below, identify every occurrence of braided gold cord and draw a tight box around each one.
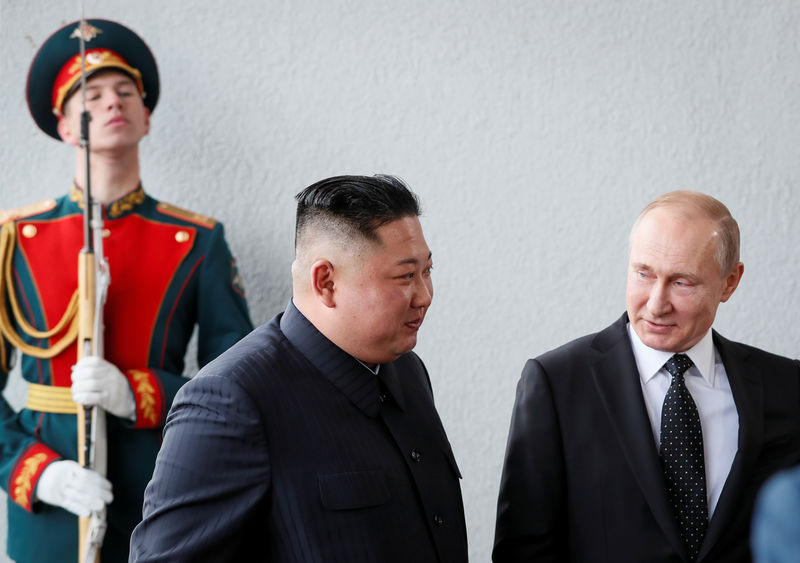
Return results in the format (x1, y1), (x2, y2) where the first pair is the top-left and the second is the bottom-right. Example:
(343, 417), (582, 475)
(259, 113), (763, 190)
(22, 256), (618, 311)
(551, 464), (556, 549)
(0, 221), (79, 359)
(0, 327), (6, 373)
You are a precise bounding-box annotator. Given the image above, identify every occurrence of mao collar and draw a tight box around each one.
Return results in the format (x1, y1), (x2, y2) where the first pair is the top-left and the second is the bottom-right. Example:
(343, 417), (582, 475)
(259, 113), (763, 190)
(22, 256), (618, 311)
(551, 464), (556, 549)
(280, 299), (384, 417)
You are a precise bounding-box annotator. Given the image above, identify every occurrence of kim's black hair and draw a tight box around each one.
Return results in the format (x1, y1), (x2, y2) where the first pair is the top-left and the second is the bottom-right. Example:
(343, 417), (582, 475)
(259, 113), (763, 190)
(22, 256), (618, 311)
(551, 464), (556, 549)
(294, 175), (420, 246)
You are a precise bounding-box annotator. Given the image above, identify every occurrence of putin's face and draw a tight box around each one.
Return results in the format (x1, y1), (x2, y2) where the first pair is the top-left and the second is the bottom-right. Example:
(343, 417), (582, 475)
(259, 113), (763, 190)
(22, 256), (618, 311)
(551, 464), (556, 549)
(626, 207), (742, 352)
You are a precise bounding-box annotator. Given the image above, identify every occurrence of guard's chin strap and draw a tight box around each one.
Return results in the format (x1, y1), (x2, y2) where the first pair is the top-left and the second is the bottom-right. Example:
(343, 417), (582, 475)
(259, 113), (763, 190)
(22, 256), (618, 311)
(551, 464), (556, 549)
(0, 221), (79, 367)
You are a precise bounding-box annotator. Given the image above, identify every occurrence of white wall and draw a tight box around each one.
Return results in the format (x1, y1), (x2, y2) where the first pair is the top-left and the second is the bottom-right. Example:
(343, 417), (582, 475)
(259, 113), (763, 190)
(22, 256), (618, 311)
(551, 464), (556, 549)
(1, 1), (799, 560)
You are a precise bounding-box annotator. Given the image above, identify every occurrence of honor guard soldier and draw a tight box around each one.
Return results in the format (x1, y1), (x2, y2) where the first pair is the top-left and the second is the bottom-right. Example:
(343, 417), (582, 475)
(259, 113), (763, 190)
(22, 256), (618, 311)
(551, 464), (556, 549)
(0, 19), (253, 562)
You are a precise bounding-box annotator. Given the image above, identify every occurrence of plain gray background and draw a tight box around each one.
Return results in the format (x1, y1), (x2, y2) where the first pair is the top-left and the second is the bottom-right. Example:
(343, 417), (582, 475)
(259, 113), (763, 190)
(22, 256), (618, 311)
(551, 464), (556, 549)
(2, 1), (799, 560)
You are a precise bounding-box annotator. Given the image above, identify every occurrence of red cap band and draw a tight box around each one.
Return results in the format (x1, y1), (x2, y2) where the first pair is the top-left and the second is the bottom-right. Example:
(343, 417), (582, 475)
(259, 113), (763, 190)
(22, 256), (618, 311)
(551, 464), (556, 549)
(51, 47), (143, 116)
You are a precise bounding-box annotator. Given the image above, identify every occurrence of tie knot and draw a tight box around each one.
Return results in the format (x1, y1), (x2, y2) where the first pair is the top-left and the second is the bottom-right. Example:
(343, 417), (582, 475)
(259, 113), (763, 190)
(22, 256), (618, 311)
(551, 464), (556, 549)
(664, 353), (693, 378)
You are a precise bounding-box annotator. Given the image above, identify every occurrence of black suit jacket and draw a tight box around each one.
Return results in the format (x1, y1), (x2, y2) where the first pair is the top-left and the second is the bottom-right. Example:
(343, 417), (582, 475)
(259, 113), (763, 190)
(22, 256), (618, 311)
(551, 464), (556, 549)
(493, 313), (800, 563)
(130, 302), (468, 562)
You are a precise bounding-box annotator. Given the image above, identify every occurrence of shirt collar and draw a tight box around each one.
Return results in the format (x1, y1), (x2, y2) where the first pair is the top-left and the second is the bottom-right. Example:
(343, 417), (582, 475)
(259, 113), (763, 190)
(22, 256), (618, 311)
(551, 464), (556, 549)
(358, 360), (380, 375)
(627, 323), (716, 385)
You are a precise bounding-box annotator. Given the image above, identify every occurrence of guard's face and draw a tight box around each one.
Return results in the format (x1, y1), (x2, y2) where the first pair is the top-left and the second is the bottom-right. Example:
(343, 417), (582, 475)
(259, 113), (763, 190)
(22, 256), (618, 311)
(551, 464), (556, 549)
(626, 207), (742, 352)
(58, 70), (150, 153)
(334, 216), (433, 366)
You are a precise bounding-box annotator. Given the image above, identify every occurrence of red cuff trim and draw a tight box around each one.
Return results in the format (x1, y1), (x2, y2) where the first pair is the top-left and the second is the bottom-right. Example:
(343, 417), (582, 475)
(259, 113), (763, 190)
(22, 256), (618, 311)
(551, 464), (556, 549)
(125, 369), (164, 429)
(9, 443), (60, 512)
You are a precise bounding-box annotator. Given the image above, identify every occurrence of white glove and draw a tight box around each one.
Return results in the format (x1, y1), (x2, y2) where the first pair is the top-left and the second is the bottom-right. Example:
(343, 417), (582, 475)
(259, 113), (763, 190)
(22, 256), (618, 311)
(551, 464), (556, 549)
(36, 460), (113, 517)
(71, 356), (136, 421)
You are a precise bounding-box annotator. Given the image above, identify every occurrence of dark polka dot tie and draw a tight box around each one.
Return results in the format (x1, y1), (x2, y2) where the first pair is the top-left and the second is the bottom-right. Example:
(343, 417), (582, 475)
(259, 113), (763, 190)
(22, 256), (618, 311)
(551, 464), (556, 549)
(660, 353), (708, 561)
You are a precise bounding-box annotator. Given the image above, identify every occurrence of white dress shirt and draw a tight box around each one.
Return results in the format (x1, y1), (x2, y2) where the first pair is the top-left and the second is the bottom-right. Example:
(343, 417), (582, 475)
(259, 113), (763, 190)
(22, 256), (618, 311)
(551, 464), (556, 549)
(627, 323), (739, 518)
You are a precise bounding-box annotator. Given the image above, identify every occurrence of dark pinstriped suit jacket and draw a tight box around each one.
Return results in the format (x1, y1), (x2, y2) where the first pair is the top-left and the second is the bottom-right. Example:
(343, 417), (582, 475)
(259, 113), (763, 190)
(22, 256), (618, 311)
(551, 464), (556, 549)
(130, 301), (468, 562)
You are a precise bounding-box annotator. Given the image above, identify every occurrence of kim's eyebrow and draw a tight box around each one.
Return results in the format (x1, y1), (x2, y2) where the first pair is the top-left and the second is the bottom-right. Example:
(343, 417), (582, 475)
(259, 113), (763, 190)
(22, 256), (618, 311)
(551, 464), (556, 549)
(395, 252), (432, 267)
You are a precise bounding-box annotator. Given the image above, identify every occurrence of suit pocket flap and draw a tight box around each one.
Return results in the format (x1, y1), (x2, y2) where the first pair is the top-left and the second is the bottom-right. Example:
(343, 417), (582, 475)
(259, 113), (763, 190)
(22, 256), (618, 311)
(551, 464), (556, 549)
(318, 469), (390, 511)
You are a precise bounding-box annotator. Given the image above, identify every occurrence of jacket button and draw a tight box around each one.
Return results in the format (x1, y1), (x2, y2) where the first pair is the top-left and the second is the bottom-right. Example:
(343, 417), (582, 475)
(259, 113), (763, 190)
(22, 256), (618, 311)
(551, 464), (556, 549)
(433, 514), (444, 526)
(410, 449), (422, 463)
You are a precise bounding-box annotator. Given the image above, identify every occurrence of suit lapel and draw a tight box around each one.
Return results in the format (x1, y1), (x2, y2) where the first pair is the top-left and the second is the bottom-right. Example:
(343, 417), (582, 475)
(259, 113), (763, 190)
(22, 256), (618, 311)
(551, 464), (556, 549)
(590, 315), (687, 558)
(697, 333), (762, 560)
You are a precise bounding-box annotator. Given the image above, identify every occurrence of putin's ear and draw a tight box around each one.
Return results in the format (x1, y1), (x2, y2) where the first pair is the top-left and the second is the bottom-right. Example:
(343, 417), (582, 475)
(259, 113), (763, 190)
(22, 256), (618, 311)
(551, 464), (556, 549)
(310, 260), (336, 308)
(720, 262), (744, 303)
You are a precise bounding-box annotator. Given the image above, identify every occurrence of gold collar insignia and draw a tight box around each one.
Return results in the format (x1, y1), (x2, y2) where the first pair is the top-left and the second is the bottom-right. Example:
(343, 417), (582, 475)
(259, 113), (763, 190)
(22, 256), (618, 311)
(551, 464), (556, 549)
(69, 184), (146, 218)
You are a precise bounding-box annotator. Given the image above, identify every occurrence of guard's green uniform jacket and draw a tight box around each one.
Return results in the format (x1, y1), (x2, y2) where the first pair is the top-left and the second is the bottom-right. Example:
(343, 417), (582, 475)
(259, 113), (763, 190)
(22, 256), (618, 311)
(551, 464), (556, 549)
(0, 185), (253, 562)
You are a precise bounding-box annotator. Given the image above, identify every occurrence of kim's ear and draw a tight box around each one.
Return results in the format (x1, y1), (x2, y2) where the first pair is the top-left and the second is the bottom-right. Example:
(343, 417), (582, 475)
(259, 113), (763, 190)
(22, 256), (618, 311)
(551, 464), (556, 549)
(310, 260), (336, 308)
